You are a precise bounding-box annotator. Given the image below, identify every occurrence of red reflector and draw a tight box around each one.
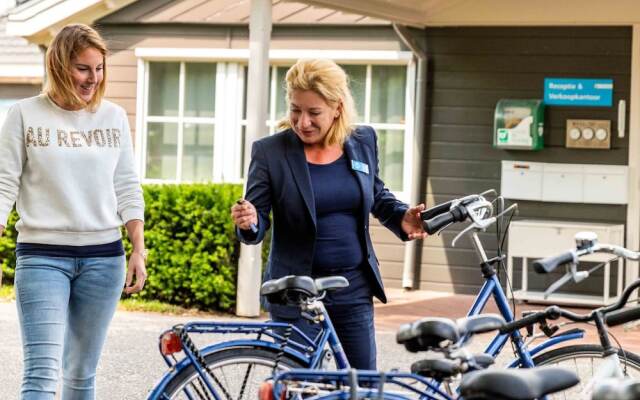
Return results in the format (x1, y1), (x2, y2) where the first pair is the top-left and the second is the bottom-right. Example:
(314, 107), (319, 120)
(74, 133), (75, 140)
(259, 381), (274, 400)
(160, 331), (182, 355)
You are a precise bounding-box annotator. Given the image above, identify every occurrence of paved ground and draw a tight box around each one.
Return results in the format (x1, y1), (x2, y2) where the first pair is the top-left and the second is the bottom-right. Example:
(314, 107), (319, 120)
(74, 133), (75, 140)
(1, 288), (638, 399)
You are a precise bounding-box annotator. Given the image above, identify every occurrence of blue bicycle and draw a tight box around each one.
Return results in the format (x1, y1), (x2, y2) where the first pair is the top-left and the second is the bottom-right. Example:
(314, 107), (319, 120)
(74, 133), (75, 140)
(147, 275), (354, 399)
(265, 312), (581, 400)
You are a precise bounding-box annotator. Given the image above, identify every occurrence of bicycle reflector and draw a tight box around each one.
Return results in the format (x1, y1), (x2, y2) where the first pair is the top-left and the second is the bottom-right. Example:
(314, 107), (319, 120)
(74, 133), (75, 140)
(160, 331), (182, 355)
(258, 381), (274, 400)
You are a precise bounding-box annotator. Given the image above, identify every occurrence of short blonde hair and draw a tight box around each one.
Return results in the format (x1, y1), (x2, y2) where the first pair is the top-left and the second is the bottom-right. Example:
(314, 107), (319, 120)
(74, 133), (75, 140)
(44, 24), (107, 112)
(278, 59), (357, 147)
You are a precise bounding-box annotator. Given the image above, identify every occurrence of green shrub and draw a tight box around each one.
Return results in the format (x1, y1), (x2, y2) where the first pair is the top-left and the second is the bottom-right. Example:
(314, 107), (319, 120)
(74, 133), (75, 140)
(128, 183), (243, 311)
(0, 211), (18, 282)
(0, 183), (272, 312)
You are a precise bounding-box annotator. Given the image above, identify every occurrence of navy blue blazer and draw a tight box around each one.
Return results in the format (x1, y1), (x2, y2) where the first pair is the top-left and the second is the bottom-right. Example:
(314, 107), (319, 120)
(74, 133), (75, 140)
(237, 126), (409, 315)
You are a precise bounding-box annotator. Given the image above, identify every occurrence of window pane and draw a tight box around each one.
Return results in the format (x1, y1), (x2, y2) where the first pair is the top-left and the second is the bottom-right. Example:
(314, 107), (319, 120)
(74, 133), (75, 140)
(182, 123), (214, 182)
(148, 62), (179, 117)
(377, 129), (404, 191)
(185, 63), (216, 118)
(370, 66), (406, 124)
(340, 64), (366, 120)
(146, 122), (178, 180)
(274, 66), (291, 120)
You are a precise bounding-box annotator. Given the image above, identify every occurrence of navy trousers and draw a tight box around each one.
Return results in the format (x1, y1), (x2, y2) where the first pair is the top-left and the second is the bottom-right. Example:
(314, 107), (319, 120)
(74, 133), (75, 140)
(271, 302), (376, 370)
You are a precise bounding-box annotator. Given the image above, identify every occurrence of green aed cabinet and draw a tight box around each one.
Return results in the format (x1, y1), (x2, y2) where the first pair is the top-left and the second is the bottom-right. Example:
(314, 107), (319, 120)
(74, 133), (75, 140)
(493, 99), (545, 150)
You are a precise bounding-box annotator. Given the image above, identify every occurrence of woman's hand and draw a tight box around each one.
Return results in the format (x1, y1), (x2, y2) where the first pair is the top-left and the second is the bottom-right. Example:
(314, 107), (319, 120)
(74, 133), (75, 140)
(124, 251), (147, 294)
(401, 203), (428, 240)
(124, 219), (146, 294)
(231, 199), (258, 231)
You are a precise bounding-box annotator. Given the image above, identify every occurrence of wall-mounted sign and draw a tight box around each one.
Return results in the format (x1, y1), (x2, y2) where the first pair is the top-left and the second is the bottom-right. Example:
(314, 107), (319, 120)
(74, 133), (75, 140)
(544, 78), (613, 107)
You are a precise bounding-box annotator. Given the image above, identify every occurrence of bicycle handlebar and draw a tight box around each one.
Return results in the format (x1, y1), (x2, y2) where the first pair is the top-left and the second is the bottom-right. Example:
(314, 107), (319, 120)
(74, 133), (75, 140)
(534, 244), (640, 275)
(604, 306), (640, 327)
(499, 278), (640, 334)
(423, 206), (469, 234)
(532, 251), (577, 274)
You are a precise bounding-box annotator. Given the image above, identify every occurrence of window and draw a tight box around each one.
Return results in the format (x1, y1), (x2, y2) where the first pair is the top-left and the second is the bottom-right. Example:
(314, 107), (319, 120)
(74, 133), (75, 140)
(144, 62), (216, 182)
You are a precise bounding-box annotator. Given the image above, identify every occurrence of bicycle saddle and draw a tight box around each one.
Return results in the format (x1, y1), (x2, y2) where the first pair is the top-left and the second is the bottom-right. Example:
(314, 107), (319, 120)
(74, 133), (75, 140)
(396, 314), (504, 352)
(396, 317), (459, 352)
(592, 378), (640, 400)
(260, 275), (349, 305)
(411, 356), (459, 380)
(459, 366), (579, 400)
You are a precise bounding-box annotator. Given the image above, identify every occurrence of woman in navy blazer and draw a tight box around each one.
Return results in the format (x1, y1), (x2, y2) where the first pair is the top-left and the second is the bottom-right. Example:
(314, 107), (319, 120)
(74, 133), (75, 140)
(231, 59), (426, 369)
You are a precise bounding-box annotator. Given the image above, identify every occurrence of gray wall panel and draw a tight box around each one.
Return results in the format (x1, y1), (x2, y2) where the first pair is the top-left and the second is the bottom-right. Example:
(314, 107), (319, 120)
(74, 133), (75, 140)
(421, 26), (631, 295)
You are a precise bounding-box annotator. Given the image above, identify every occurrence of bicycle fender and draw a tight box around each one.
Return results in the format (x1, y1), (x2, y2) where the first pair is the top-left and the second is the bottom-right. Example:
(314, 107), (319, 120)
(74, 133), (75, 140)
(506, 329), (585, 368)
(146, 340), (311, 399)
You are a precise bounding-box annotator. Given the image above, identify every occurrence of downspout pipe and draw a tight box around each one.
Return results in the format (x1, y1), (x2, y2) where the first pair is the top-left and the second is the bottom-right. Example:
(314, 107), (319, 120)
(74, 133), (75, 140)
(393, 24), (427, 290)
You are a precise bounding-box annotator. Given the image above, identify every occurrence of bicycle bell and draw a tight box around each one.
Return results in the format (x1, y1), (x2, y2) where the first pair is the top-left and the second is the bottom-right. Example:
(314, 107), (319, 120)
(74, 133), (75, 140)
(574, 231), (598, 250)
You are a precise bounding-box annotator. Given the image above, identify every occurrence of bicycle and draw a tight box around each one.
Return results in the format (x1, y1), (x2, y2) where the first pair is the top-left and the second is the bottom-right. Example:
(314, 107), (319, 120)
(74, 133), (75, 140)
(265, 313), (579, 400)
(267, 233), (640, 400)
(506, 232), (640, 398)
(147, 275), (354, 399)
(416, 191), (640, 384)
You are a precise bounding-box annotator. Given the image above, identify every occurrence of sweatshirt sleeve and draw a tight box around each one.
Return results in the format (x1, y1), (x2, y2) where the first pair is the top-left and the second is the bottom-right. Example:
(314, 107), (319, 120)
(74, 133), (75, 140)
(114, 108), (145, 224)
(0, 104), (26, 226)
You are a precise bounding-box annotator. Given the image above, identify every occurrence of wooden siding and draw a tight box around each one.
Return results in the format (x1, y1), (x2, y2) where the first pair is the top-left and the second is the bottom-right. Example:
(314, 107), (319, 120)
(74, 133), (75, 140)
(420, 27), (632, 294)
(0, 83), (41, 99)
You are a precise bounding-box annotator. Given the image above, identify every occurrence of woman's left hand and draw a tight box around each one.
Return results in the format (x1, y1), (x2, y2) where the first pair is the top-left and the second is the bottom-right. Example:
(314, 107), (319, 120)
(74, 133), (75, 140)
(401, 203), (428, 240)
(124, 251), (147, 294)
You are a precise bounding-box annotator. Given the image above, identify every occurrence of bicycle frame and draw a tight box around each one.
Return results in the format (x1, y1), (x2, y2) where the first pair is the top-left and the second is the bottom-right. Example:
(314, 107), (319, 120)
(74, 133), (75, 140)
(462, 230), (584, 369)
(272, 370), (455, 400)
(148, 300), (351, 399)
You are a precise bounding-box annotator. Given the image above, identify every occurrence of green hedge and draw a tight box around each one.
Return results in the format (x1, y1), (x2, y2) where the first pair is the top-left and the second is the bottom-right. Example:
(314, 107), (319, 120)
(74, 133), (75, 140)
(0, 183), (270, 312)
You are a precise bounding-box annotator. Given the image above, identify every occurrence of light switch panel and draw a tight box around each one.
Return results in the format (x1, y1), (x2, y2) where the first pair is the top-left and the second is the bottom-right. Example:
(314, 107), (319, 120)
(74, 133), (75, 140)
(566, 119), (611, 149)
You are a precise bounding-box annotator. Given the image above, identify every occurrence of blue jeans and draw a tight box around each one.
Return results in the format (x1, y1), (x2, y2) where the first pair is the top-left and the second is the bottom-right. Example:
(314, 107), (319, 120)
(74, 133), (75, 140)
(15, 255), (126, 400)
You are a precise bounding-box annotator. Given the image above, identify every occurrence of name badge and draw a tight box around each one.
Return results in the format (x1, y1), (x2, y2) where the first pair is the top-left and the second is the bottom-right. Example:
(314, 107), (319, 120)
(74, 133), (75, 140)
(351, 160), (369, 174)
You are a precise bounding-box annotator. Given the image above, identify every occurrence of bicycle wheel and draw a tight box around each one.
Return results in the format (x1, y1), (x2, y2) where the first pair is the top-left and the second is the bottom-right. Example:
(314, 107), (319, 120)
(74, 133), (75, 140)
(161, 346), (305, 400)
(533, 344), (640, 399)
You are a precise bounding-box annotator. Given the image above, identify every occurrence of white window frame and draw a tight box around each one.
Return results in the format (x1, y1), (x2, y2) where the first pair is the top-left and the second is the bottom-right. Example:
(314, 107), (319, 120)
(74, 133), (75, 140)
(135, 48), (415, 199)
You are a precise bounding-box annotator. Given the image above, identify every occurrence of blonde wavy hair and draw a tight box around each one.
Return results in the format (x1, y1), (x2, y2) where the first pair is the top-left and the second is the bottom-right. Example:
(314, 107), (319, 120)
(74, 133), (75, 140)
(44, 24), (107, 112)
(278, 59), (357, 147)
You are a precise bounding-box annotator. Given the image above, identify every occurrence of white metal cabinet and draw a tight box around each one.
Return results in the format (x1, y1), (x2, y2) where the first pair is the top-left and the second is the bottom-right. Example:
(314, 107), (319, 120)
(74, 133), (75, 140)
(501, 161), (628, 204)
(542, 163), (583, 203)
(501, 161), (543, 201)
(583, 165), (628, 204)
(507, 219), (624, 305)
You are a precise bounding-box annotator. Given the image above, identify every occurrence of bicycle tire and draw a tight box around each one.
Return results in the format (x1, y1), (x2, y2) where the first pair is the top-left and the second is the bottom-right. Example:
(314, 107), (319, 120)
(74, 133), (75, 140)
(161, 346), (305, 400)
(533, 344), (640, 399)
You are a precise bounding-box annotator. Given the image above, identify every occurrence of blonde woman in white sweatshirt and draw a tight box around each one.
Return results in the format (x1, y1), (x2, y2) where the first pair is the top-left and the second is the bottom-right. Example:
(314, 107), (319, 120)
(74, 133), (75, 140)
(0, 24), (146, 400)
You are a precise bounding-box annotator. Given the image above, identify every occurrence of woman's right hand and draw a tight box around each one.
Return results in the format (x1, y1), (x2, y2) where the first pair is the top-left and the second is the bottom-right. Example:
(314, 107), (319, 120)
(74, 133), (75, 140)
(231, 200), (258, 231)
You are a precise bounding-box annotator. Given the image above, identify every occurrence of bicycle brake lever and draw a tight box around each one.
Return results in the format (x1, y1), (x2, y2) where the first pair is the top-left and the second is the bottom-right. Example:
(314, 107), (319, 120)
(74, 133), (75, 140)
(544, 268), (575, 299)
(452, 224), (475, 247)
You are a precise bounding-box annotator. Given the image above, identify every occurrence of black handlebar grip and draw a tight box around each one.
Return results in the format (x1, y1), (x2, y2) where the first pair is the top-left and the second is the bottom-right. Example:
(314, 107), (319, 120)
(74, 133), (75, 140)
(605, 306), (640, 327)
(499, 311), (546, 334)
(420, 201), (453, 221)
(423, 206), (468, 234)
(532, 251), (576, 274)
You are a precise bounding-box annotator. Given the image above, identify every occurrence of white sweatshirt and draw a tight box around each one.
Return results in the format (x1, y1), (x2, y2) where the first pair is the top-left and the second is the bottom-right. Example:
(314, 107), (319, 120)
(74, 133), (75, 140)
(0, 94), (144, 245)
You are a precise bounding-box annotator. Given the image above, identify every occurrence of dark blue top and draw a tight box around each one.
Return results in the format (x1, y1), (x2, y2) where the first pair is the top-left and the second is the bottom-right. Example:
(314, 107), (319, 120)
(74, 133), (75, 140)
(16, 239), (125, 258)
(308, 153), (371, 304)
